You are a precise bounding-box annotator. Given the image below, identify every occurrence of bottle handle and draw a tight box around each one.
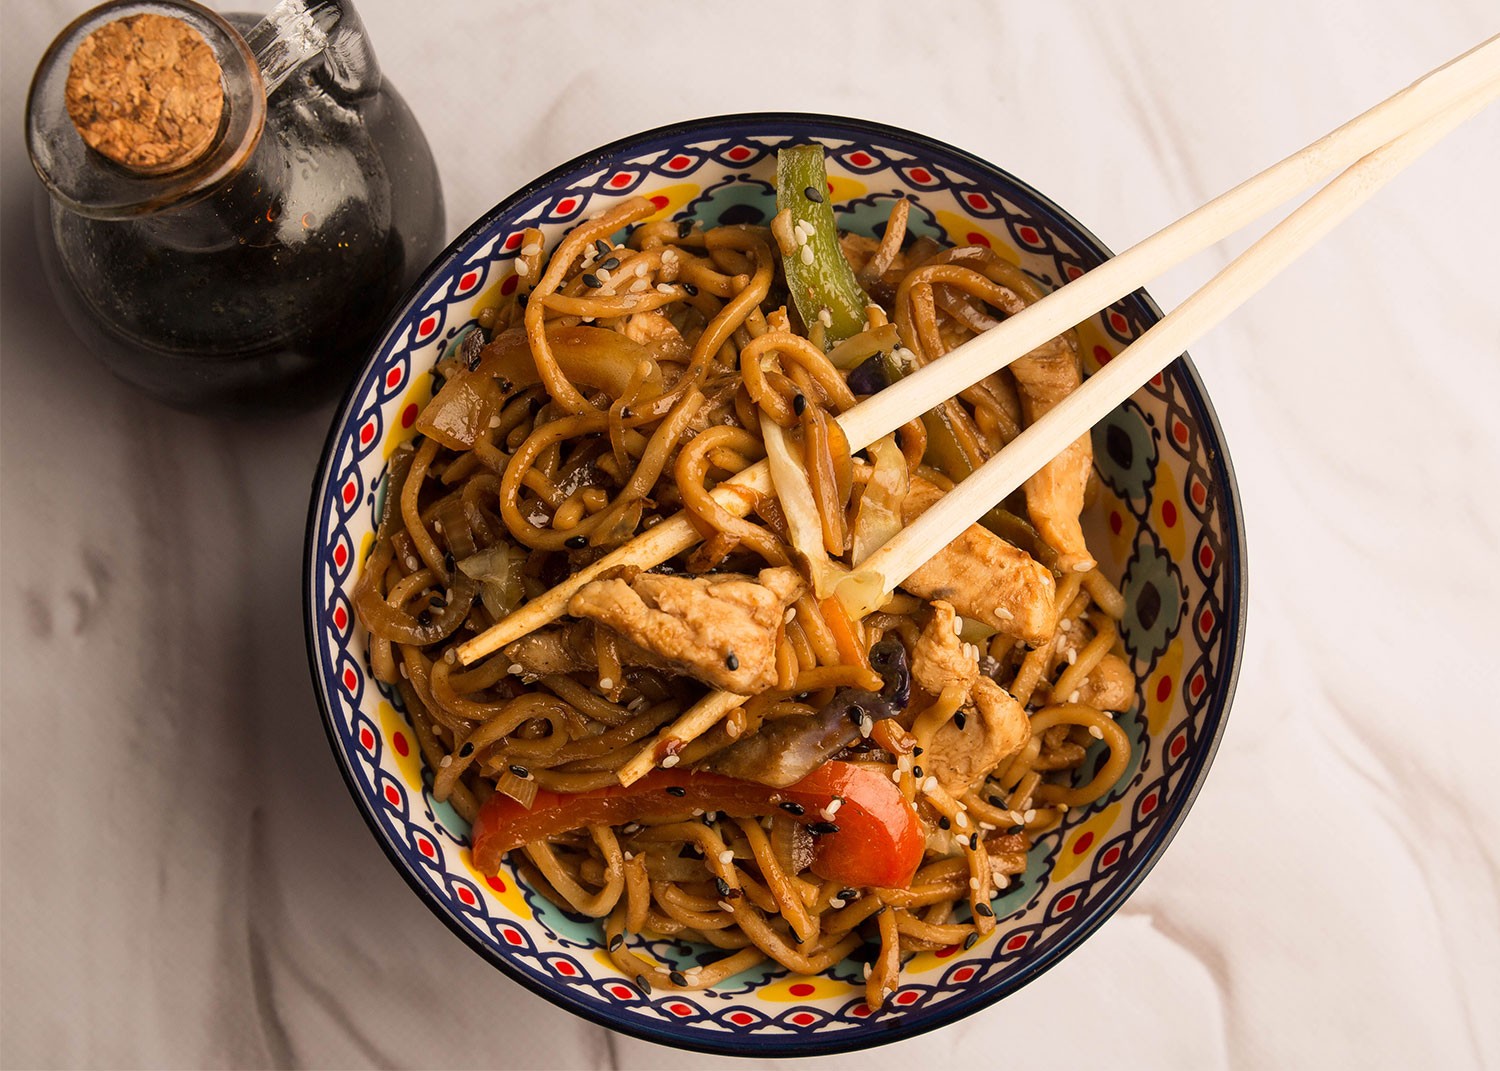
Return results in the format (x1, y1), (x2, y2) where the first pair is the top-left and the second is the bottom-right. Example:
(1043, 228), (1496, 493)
(242, 0), (381, 102)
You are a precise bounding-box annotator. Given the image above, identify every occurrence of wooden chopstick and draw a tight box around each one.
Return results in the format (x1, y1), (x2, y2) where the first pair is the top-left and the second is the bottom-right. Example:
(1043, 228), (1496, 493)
(838, 78), (1500, 616)
(456, 33), (1499, 667)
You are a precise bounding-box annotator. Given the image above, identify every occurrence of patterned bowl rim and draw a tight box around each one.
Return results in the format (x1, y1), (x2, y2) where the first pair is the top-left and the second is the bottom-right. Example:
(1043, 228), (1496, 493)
(302, 112), (1247, 1058)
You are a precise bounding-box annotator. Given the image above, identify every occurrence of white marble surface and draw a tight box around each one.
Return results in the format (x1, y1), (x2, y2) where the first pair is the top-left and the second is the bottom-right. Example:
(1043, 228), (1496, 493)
(3, 1), (1498, 1067)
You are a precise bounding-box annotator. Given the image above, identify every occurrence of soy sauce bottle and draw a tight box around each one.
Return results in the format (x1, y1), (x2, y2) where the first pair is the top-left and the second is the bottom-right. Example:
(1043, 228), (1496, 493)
(26, 0), (444, 415)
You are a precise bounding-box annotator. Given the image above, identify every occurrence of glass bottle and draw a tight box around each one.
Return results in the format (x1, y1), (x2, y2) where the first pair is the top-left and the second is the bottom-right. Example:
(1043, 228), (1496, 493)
(26, 0), (445, 415)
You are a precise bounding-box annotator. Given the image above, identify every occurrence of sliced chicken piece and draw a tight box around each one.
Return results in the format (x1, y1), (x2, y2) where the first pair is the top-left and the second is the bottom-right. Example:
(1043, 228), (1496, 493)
(1073, 653), (1135, 712)
(568, 566), (804, 694)
(1010, 336), (1095, 573)
(898, 478), (1057, 645)
(927, 677), (1030, 798)
(910, 601), (979, 698)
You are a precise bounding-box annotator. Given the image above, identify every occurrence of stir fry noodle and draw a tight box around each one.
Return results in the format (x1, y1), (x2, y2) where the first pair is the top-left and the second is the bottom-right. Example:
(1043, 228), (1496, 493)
(355, 146), (1135, 1008)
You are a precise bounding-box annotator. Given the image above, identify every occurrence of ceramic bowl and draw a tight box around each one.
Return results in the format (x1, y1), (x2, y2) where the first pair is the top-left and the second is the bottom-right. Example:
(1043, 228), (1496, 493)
(304, 113), (1245, 1057)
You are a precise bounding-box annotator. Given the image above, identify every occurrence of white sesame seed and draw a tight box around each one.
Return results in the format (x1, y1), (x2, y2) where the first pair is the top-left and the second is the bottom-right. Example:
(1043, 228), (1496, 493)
(656, 282), (674, 294)
(799, 217), (816, 234)
(398, 664), (409, 679)
(953, 616), (964, 635)
(634, 263), (648, 278)
(859, 715), (874, 737)
(1060, 618), (1073, 632)
(515, 260), (530, 277)
(1010, 811), (1025, 825)
(994, 606), (1013, 620)
(922, 775), (938, 794)
(623, 851), (633, 861)
(726, 721), (742, 739)
(996, 874), (1010, 889)
(718, 849), (735, 865)
(598, 677), (614, 691)
(829, 897), (845, 909)
(661, 754), (680, 768)
(863, 963), (872, 979)
(784, 607), (796, 623)
(891, 768), (903, 784)
(488, 414), (502, 428)
(662, 248), (679, 265)
(520, 242), (541, 257)
(629, 278), (649, 293)
(439, 755), (452, 768)
(691, 808), (704, 816)
(799, 244), (815, 265)
(1068, 690), (1081, 704)
(718, 900), (735, 913)
(597, 268), (612, 284)
(1088, 725), (1104, 739)
(817, 308), (833, 327)
(444, 649), (456, 664)
(955, 810), (969, 829)
(1073, 561), (1093, 572)
(820, 806), (835, 821)
(404, 556), (419, 571)
(1066, 648), (1078, 665)
(979, 821), (996, 831)
(1023, 809), (1037, 823)
(508, 663), (524, 675)
(826, 798), (843, 815)
(969, 877), (980, 890)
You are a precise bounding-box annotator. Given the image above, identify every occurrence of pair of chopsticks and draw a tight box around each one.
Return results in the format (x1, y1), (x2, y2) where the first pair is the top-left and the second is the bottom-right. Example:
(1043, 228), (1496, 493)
(456, 34), (1498, 782)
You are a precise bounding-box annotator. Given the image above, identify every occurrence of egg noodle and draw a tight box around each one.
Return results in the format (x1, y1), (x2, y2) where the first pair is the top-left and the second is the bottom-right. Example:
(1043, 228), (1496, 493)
(355, 159), (1135, 1009)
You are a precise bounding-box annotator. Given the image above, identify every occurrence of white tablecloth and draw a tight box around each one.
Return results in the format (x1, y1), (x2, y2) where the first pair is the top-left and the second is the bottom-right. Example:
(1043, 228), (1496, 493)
(2, 1), (1497, 1066)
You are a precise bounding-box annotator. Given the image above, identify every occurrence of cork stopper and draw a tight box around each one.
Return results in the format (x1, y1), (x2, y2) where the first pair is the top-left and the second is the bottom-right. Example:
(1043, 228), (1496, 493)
(64, 12), (225, 173)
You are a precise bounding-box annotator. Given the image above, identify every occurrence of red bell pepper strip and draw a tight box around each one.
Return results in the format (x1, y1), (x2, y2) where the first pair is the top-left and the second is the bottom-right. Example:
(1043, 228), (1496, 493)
(471, 760), (922, 888)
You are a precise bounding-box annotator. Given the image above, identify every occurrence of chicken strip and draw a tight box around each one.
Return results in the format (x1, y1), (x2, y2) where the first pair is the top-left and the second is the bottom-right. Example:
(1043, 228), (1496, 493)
(1073, 653), (1135, 712)
(926, 677), (1030, 798)
(898, 478), (1057, 645)
(1010, 335), (1095, 573)
(910, 601), (979, 698)
(568, 566), (804, 694)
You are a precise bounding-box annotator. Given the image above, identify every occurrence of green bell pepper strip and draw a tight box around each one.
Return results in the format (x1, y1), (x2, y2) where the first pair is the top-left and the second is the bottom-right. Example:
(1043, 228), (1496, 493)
(776, 145), (869, 349)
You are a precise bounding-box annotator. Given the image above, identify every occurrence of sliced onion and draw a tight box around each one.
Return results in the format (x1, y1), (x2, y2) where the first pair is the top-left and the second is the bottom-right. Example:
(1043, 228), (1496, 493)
(457, 545), (526, 620)
(851, 433), (908, 565)
(496, 768), (539, 809)
(761, 413), (844, 599)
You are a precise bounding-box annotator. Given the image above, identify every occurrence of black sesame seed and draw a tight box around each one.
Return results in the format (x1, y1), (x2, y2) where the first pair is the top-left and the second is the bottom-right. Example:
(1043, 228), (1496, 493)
(715, 876), (732, 897)
(938, 816), (951, 830)
(792, 393), (807, 416)
(974, 902), (994, 918)
(847, 703), (864, 722)
(911, 764), (923, 779)
(678, 220), (693, 238)
(458, 742), (475, 758)
(595, 239), (611, 257)
(669, 970), (688, 987)
(666, 785), (687, 797)
(508, 764), (531, 779)
(516, 291), (529, 310)
(779, 801), (805, 816)
(954, 711), (968, 730)
(963, 932), (979, 950)
(609, 933), (624, 951)
(636, 973), (652, 993)
(565, 535), (588, 549)
(912, 746), (924, 757)
(838, 888), (857, 901)
(988, 794), (1006, 808)
(467, 352), (481, 372)
(682, 282), (699, 296)
(582, 272), (602, 289)
(804, 185), (825, 203)
(602, 257), (620, 271)
(724, 652), (740, 671)
(808, 821), (840, 835)
(417, 609), (433, 627)
(969, 833), (979, 850)
(443, 550), (456, 573)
